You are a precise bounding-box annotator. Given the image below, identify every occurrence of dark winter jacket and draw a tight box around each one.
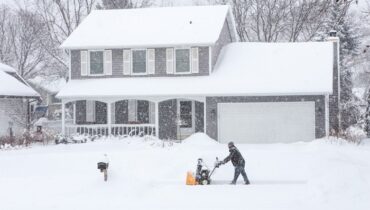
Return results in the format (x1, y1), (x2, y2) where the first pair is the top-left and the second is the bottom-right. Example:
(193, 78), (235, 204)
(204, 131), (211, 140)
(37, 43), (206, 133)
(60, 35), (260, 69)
(223, 146), (245, 167)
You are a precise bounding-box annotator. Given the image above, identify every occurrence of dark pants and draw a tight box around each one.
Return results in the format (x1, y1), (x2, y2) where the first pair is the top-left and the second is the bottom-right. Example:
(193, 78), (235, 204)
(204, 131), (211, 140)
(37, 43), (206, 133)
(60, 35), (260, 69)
(232, 163), (250, 184)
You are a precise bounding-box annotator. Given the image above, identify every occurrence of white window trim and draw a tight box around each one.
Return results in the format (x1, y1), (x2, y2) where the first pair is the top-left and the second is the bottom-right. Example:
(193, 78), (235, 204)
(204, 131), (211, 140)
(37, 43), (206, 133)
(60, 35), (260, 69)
(88, 50), (105, 76)
(131, 49), (148, 76)
(174, 47), (192, 75)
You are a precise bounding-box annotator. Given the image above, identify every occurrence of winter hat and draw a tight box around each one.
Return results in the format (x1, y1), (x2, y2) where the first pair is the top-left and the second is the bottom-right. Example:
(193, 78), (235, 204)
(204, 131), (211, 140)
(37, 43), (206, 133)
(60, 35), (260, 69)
(228, 141), (234, 148)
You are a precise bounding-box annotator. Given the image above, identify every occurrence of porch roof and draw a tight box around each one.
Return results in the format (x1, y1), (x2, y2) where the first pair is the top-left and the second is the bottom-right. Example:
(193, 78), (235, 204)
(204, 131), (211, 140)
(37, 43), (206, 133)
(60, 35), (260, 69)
(57, 42), (334, 100)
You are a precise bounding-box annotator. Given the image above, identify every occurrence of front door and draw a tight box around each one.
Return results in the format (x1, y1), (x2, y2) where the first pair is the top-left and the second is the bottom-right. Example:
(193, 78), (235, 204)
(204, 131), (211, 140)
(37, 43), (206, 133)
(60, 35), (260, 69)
(177, 100), (195, 140)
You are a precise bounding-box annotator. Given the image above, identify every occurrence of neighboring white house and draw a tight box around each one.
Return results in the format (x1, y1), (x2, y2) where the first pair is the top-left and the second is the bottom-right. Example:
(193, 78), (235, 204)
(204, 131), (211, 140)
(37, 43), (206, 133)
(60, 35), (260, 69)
(57, 5), (339, 143)
(0, 63), (40, 137)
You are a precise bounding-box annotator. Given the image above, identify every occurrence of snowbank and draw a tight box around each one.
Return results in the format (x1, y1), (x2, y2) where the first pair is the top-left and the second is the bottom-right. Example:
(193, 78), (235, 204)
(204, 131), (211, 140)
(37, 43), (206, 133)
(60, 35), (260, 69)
(181, 133), (220, 147)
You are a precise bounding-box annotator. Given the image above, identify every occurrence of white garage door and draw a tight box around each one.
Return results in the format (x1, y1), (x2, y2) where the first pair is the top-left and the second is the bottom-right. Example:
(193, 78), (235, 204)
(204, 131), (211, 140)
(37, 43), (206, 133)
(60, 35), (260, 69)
(218, 102), (315, 143)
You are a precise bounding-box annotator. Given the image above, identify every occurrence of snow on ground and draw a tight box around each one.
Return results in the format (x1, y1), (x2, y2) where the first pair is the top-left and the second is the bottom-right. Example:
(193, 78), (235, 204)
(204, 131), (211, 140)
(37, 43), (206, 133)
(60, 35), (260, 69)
(1, 134), (370, 210)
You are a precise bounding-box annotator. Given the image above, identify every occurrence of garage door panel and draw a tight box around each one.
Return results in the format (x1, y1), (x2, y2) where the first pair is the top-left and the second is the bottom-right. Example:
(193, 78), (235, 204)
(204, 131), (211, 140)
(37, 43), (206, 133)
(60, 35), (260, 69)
(218, 102), (315, 143)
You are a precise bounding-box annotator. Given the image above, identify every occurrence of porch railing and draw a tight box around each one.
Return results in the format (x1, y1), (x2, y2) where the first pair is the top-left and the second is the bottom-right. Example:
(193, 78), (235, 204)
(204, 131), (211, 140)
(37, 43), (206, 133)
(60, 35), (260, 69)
(65, 124), (156, 137)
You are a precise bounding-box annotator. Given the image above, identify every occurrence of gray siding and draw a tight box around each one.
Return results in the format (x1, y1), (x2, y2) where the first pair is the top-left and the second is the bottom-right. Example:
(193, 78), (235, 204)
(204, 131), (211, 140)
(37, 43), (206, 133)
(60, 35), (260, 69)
(195, 101), (204, 133)
(329, 42), (339, 134)
(159, 99), (177, 139)
(206, 95), (326, 141)
(198, 47), (209, 75)
(211, 20), (233, 70)
(71, 50), (81, 79)
(0, 98), (28, 137)
(70, 47), (210, 79)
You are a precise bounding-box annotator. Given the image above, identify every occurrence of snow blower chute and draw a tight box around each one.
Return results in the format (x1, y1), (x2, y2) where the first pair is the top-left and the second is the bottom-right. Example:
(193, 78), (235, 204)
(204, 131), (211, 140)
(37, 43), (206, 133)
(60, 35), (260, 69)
(186, 157), (222, 185)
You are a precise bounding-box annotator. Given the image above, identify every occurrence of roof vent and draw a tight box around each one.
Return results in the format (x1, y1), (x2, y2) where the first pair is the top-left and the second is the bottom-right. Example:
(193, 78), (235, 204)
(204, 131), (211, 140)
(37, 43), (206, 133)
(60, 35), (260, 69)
(189, 21), (192, 24)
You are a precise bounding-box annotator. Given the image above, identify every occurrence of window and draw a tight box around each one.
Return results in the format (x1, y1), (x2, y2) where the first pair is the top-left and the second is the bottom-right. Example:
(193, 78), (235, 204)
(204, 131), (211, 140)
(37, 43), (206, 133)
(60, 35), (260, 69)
(179, 101), (192, 128)
(137, 100), (149, 124)
(175, 49), (190, 73)
(89, 51), (104, 75)
(132, 49), (147, 74)
(127, 100), (150, 123)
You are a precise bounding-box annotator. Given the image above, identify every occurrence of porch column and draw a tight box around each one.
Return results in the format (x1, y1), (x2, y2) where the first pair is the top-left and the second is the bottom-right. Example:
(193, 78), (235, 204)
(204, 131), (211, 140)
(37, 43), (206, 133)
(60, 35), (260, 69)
(62, 100), (65, 135)
(155, 101), (159, 138)
(73, 102), (76, 124)
(107, 102), (112, 136)
(204, 97), (207, 134)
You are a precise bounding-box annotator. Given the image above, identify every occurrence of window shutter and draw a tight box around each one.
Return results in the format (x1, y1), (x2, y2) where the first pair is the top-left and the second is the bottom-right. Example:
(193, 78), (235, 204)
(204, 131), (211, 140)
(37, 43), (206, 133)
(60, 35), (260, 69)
(104, 50), (112, 75)
(86, 101), (96, 122)
(123, 49), (131, 75)
(166, 48), (174, 74)
(147, 49), (155, 74)
(80, 51), (88, 76)
(191, 47), (199, 73)
(149, 102), (155, 124)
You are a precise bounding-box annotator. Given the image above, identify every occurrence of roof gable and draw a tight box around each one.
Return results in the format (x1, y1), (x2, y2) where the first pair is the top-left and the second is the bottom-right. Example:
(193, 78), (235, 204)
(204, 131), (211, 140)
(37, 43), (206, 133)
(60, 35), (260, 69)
(0, 70), (39, 98)
(61, 5), (232, 49)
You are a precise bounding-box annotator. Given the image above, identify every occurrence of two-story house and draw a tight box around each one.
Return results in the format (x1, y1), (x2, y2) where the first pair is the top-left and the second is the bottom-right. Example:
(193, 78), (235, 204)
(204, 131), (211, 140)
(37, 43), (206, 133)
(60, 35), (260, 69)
(57, 5), (339, 143)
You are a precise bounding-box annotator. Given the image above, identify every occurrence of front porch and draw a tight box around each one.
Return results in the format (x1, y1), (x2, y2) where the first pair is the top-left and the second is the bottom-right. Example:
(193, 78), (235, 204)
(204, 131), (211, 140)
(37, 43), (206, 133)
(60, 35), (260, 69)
(61, 97), (205, 140)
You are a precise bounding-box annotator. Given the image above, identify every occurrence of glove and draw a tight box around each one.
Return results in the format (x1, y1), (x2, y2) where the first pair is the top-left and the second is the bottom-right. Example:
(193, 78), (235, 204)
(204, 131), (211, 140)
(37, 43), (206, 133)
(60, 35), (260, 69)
(216, 161), (223, 167)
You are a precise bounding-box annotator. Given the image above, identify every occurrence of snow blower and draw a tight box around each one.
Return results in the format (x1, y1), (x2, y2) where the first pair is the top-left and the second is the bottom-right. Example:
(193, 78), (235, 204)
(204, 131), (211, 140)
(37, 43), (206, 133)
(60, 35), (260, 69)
(186, 157), (222, 185)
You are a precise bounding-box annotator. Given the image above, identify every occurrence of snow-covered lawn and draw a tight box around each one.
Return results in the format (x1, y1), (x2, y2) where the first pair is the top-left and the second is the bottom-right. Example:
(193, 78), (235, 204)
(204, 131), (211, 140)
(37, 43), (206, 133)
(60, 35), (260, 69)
(1, 134), (370, 210)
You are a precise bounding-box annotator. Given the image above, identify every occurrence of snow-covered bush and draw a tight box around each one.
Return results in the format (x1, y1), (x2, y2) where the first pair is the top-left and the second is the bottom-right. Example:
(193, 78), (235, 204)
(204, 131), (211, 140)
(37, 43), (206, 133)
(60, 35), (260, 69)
(343, 126), (366, 145)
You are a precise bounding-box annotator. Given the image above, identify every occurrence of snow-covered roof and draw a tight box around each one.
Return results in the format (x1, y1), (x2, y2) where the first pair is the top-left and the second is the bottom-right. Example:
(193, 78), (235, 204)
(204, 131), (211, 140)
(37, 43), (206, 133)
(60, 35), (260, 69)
(28, 76), (67, 93)
(0, 63), (17, 73)
(0, 68), (40, 98)
(57, 42), (334, 99)
(61, 5), (232, 49)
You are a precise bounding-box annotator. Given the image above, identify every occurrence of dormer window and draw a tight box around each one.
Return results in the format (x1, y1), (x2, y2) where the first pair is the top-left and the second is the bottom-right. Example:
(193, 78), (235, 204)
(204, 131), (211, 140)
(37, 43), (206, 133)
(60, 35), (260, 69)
(132, 49), (147, 74)
(175, 48), (191, 74)
(89, 51), (104, 75)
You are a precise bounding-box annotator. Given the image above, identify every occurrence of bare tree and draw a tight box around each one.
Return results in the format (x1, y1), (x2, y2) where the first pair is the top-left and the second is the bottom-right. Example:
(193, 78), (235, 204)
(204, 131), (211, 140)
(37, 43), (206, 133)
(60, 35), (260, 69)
(0, 5), (13, 64)
(8, 9), (48, 79)
(96, 0), (152, 9)
(214, 0), (342, 42)
(35, 0), (97, 78)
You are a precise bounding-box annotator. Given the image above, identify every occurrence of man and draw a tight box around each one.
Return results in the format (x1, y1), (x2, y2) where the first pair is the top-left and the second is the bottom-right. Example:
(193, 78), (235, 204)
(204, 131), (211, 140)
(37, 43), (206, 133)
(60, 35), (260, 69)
(220, 142), (250, 185)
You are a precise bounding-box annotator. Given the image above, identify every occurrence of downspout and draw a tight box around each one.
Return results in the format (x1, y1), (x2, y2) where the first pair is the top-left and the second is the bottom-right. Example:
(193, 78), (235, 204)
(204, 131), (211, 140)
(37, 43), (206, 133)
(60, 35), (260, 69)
(325, 94), (330, 137)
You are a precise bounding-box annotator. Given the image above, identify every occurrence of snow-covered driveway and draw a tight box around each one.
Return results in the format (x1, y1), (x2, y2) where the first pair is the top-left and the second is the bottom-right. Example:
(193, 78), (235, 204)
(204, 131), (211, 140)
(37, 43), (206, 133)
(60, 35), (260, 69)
(1, 134), (369, 210)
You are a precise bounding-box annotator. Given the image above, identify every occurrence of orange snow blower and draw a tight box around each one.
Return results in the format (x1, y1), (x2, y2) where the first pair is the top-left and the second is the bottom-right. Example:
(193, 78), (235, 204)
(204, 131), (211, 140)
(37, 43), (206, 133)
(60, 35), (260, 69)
(186, 157), (221, 185)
